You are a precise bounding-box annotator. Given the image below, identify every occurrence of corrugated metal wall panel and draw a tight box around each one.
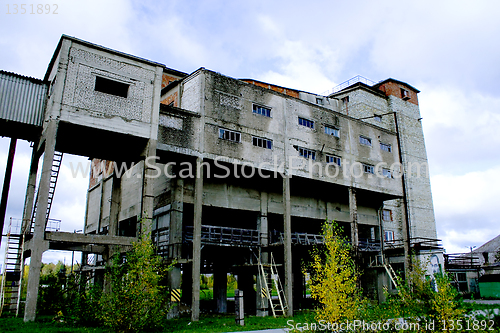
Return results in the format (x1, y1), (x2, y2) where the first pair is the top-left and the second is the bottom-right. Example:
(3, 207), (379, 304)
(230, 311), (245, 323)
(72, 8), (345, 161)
(0, 71), (47, 127)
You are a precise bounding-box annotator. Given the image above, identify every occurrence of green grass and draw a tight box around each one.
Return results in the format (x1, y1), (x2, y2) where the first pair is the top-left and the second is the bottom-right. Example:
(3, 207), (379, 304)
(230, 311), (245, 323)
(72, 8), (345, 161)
(0, 311), (314, 333)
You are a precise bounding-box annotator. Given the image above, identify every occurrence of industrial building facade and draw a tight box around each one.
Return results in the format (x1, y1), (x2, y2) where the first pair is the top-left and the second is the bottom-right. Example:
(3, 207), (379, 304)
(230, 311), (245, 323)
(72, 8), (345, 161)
(0, 35), (440, 321)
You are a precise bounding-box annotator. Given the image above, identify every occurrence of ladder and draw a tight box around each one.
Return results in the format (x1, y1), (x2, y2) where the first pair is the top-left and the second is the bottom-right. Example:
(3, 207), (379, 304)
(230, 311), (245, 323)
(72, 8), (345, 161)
(258, 252), (288, 317)
(30, 151), (63, 233)
(383, 261), (400, 290)
(0, 218), (25, 317)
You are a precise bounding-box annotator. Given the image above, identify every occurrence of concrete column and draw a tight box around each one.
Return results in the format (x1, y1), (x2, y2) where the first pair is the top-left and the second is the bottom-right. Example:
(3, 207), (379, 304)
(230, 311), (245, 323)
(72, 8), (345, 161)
(108, 174), (121, 237)
(282, 176), (293, 316)
(141, 139), (158, 236)
(21, 144), (39, 234)
(168, 176), (183, 318)
(191, 157), (203, 321)
(0, 138), (16, 238)
(256, 192), (269, 317)
(213, 260), (227, 313)
(24, 121), (58, 322)
(349, 187), (359, 258)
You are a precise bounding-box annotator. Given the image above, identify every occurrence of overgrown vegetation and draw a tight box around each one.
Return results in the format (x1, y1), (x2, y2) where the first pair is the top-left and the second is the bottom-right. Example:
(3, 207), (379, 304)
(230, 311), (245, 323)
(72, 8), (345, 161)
(99, 233), (172, 332)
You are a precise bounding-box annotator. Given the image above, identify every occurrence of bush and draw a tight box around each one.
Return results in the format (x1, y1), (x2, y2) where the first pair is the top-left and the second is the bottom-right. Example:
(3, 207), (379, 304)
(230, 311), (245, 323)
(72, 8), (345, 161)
(99, 233), (172, 332)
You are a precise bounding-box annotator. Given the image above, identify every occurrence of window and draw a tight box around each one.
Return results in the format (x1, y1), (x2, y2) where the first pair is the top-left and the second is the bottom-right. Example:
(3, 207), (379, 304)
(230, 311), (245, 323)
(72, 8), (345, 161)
(362, 163), (374, 174)
(359, 136), (372, 147)
(219, 128), (241, 142)
(382, 168), (392, 178)
(380, 142), (392, 152)
(382, 209), (392, 221)
(384, 230), (395, 242)
(298, 147), (315, 160)
(324, 125), (340, 137)
(316, 98), (323, 105)
(374, 115), (382, 122)
(401, 88), (410, 100)
(253, 104), (271, 117)
(252, 136), (272, 149)
(326, 155), (341, 166)
(298, 117), (314, 129)
(341, 96), (349, 104)
(95, 76), (129, 98)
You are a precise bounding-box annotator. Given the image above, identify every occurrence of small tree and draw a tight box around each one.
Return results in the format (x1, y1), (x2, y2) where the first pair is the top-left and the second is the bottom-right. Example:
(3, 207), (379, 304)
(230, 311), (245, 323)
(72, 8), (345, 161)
(307, 221), (364, 324)
(99, 233), (171, 333)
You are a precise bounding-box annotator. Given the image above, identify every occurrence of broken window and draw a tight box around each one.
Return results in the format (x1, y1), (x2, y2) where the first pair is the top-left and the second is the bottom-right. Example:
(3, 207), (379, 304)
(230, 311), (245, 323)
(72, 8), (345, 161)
(316, 98), (323, 105)
(362, 163), (374, 174)
(94, 76), (129, 98)
(298, 147), (315, 160)
(219, 128), (241, 142)
(253, 104), (271, 117)
(326, 155), (341, 166)
(252, 136), (272, 149)
(359, 136), (372, 147)
(380, 142), (392, 152)
(298, 117), (314, 129)
(401, 88), (410, 100)
(374, 115), (382, 122)
(324, 125), (340, 137)
(382, 168), (392, 178)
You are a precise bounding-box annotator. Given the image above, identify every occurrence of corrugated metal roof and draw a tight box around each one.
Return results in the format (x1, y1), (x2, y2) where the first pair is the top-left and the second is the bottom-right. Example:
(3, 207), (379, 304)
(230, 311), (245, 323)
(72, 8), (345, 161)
(0, 70), (47, 127)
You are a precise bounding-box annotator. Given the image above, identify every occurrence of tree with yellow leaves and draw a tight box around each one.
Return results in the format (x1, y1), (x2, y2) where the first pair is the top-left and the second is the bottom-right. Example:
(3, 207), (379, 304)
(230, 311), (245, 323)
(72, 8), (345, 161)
(307, 221), (364, 325)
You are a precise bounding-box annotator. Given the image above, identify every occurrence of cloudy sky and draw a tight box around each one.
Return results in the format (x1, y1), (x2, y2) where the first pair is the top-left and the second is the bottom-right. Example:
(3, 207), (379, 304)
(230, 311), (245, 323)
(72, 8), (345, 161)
(1, 0), (500, 264)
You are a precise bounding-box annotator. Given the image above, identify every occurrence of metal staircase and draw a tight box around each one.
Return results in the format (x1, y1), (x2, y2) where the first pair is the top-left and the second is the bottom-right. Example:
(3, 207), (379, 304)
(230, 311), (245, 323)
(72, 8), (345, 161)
(258, 252), (288, 317)
(0, 218), (24, 316)
(30, 151), (63, 233)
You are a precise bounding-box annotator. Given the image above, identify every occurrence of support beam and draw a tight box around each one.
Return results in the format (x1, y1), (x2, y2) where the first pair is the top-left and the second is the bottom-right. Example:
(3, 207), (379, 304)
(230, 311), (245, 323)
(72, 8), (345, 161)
(0, 138), (17, 238)
(24, 121), (58, 322)
(168, 176), (183, 318)
(256, 191), (269, 317)
(21, 144), (40, 234)
(282, 176), (293, 316)
(349, 187), (359, 259)
(191, 157), (203, 321)
(213, 259), (227, 314)
(140, 140), (158, 236)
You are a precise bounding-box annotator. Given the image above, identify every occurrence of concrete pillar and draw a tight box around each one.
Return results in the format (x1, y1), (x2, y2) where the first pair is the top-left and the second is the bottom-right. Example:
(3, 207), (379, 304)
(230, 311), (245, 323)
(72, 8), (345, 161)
(256, 191), (269, 317)
(24, 121), (58, 322)
(168, 176), (183, 318)
(140, 140), (158, 236)
(191, 157), (203, 321)
(282, 176), (293, 316)
(21, 144), (39, 234)
(0, 138), (16, 238)
(213, 260), (227, 313)
(349, 187), (359, 258)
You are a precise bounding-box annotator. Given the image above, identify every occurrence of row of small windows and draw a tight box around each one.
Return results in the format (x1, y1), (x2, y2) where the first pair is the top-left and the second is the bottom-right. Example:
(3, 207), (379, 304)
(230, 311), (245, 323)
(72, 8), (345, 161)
(219, 128), (273, 149)
(298, 117), (315, 129)
(299, 117), (341, 138)
(362, 163), (393, 178)
(359, 135), (392, 152)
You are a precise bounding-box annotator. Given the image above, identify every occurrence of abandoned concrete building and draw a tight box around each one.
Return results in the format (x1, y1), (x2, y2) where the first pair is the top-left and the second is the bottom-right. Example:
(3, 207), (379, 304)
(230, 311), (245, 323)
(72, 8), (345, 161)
(0, 35), (441, 321)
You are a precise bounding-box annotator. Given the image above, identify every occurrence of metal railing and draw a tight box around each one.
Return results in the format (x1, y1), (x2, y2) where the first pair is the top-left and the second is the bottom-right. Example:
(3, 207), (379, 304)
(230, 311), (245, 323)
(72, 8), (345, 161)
(324, 75), (378, 95)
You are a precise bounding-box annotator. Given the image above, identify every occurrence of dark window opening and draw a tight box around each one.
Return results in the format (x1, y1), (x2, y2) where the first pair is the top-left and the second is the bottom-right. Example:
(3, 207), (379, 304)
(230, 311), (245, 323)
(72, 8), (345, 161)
(95, 76), (129, 98)
(119, 216), (137, 237)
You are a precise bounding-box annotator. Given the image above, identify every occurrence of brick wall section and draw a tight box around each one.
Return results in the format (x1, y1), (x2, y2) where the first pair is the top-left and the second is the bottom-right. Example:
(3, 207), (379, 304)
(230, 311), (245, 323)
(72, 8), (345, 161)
(89, 159), (114, 188)
(241, 79), (300, 98)
(377, 81), (419, 106)
(161, 91), (178, 107)
(162, 73), (180, 89)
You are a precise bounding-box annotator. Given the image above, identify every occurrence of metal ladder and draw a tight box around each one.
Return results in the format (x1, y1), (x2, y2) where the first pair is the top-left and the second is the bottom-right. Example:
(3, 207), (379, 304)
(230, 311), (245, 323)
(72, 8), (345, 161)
(383, 261), (400, 292)
(258, 252), (288, 317)
(30, 151), (63, 232)
(0, 218), (25, 317)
